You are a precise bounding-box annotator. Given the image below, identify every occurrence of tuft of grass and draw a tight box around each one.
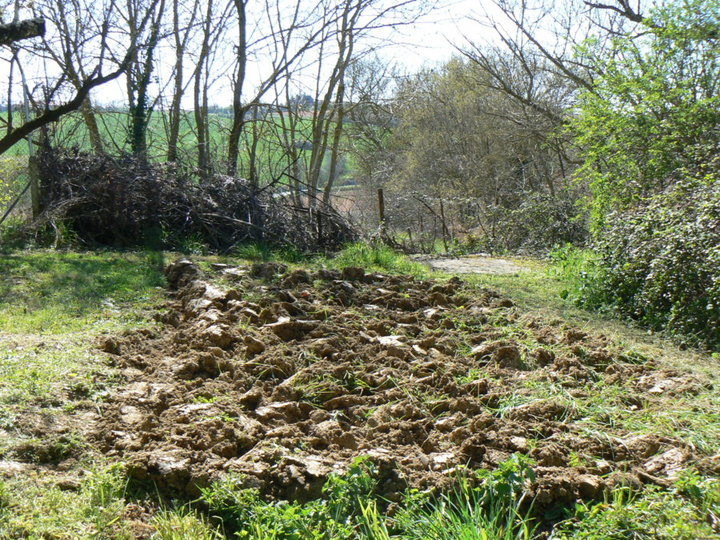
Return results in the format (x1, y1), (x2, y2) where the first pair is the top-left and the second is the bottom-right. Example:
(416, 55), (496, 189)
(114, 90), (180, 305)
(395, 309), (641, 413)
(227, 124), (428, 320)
(553, 472), (720, 539)
(324, 243), (427, 276)
(0, 463), (130, 539)
(152, 507), (222, 539)
(393, 455), (537, 539)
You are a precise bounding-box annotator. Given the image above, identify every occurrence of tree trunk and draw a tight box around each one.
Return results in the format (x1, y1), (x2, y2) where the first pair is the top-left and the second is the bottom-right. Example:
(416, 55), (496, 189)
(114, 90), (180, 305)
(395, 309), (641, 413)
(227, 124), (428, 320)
(322, 81), (346, 208)
(80, 96), (105, 154)
(127, 0), (165, 156)
(167, 0), (198, 162)
(167, 0), (185, 162)
(227, 0), (247, 179)
(193, 0), (214, 178)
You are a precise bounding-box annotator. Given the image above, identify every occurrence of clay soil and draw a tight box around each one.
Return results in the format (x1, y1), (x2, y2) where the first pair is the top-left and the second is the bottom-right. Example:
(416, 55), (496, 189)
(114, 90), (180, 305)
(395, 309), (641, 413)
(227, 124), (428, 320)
(94, 259), (714, 516)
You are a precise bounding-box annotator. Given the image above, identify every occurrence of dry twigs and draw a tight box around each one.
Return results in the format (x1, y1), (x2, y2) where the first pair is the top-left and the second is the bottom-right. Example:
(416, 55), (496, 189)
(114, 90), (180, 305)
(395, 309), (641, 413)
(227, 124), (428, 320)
(35, 150), (357, 252)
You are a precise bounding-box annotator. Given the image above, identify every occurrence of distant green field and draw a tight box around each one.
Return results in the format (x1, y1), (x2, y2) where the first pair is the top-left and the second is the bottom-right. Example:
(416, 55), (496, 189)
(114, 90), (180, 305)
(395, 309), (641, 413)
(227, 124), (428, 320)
(1, 111), (357, 188)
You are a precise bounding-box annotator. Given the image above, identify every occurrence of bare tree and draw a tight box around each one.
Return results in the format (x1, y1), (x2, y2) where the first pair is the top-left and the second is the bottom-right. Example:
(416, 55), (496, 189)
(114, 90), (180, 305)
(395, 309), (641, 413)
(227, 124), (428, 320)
(307, 0), (361, 208)
(226, 0), (355, 181)
(166, 0), (200, 162)
(0, 0), (144, 156)
(34, 0), (114, 153)
(461, 0), (648, 115)
(190, 0), (232, 176)
(269, 0), (427, 206)
(123, 0), (166, 156)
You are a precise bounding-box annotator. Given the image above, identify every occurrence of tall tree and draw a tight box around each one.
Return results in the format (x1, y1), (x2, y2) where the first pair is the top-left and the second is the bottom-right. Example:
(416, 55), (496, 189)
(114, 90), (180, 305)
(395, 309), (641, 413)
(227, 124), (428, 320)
(571, 0), (720, 229)
(0, 0), (142, 156)
(123, 0), (166, 156)
(37, 0), (111, 153)
(166, 0), (200, 162)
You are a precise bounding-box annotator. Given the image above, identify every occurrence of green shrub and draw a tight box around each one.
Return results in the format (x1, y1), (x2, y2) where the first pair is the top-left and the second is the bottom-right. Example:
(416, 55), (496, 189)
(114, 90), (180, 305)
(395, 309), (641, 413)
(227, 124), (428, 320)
(548, 244), (605, 303)
(569, 179), (720, 349)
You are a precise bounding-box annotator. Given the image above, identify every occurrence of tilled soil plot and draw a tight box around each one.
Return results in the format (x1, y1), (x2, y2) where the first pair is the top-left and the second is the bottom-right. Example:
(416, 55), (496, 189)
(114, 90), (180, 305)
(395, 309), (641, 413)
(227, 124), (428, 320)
(94, 259), (713, 514)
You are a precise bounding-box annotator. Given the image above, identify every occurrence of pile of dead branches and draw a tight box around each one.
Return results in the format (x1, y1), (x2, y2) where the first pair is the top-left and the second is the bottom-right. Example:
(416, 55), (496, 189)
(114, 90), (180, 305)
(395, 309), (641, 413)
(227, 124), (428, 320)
(35, 150), (356, 252)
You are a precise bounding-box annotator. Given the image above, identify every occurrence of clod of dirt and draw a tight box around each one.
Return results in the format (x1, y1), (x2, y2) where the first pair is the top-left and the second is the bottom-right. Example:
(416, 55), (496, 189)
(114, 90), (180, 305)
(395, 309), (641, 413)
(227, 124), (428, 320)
(265, 317), (318, 341)
(199, 324), (235, 348)
(164, 258), (202, 290)
(250, 262), (288, 280)
(341, 266), (365, 281)
(469, 340), (524, 369)
(243, 335), (266, 355)
(99, 336), (122, 355)
(533, 347), (555, 367)
(12, 434), (80, 464)
(643, 447), (691, 478)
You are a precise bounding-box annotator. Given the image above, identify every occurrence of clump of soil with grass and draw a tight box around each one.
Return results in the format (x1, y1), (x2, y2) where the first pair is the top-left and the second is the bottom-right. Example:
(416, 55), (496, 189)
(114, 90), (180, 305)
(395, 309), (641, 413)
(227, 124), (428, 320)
(94, 258), (713, 519)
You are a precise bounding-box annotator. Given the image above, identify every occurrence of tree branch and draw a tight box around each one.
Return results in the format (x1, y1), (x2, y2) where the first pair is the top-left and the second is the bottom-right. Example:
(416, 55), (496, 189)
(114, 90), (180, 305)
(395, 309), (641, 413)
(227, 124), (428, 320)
(0, 65), (127, 155)
(583, 1), (645, 24)
(0, 18), (46, 46)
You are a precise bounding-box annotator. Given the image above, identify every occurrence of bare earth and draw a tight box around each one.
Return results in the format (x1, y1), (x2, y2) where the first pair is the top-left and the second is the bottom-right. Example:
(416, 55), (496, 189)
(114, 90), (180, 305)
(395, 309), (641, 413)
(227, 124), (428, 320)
(88, 259), (711, 520)
(414, 255), (529, 275)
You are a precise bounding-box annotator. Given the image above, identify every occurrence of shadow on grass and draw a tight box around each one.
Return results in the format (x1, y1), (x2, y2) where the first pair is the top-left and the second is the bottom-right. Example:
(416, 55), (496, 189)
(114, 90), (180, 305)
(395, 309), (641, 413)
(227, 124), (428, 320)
(0, 250), (165, 324)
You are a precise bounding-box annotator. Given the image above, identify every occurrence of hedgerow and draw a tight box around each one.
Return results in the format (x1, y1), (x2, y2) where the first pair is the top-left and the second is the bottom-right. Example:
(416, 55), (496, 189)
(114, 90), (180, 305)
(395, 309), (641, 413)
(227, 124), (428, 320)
(576, 178), (720, 349)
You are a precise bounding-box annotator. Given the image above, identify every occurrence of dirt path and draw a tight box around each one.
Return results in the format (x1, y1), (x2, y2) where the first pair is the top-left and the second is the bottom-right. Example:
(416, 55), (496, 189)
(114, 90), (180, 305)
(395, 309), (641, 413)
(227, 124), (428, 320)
(414, 254), (531, 275)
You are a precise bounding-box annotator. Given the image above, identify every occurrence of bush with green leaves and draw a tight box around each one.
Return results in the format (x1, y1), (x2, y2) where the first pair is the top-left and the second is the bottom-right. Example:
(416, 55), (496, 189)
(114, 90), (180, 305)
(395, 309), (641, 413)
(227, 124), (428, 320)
(572, 0), (720, 231)
(559, 178), (720, 349)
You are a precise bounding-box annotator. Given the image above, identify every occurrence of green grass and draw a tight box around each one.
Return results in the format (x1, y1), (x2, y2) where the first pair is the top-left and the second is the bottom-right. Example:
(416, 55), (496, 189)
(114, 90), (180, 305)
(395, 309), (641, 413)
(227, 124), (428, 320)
(0, 463), (130, 538)
(200, 455), (538, 539)
(0, 249), (169, 537)
(554, 473), (720, 539)
(323, 242), (428, 276)
(0, 250), (165, 333)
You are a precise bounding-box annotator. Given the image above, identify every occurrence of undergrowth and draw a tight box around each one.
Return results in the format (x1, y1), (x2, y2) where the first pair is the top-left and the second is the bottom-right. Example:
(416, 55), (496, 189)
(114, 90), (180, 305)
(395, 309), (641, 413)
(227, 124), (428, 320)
(200, 455), (538, 539)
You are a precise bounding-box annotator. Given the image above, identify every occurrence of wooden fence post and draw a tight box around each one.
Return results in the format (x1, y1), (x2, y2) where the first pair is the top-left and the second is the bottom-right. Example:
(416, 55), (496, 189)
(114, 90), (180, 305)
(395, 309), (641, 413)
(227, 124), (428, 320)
(377, 188), (386, 239)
